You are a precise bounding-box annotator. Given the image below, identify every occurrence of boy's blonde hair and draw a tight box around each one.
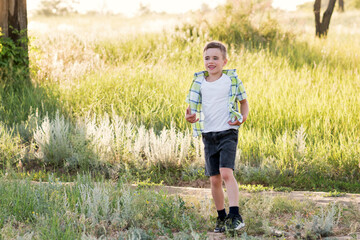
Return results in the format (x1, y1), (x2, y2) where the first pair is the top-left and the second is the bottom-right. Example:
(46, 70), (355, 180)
(203, 41), (227, 59)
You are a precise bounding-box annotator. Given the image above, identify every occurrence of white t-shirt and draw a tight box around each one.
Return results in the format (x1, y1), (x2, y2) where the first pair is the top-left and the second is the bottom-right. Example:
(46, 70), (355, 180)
(201, 74), (238, 133)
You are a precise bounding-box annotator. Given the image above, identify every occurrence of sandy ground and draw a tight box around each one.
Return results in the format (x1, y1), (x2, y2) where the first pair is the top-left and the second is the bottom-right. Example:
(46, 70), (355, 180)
(135, 184), (360, 240)
(141, 185), (360, 206)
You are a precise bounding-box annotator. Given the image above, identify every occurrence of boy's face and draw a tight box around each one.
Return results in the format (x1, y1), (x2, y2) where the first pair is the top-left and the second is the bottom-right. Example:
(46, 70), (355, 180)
(203, 48), (227, 76)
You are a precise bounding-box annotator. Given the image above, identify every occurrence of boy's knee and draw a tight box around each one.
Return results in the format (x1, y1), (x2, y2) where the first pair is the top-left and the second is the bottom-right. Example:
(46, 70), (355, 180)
(210, 175), (222, 187)
(221, 173), (231, 182)
(220, 168), (234, 182)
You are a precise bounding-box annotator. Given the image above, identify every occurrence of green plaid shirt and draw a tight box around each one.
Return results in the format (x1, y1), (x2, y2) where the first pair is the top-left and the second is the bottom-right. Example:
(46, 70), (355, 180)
(186, 69), (247, 137)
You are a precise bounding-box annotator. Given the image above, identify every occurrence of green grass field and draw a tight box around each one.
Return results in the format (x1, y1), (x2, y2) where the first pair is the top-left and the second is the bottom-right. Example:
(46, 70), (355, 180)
(1, 1), (360, 238)
(1, 2), (359, 191)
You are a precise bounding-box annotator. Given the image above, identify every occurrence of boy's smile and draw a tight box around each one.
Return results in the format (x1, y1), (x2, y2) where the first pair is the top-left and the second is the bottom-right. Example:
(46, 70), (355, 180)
(203, 48), (227, 81)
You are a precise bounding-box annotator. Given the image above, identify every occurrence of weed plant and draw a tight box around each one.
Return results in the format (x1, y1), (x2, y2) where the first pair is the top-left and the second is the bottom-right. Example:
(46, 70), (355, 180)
(0, 123), (22, 170)
(0, 174), (207, 239)
(0, 111), (204, 184)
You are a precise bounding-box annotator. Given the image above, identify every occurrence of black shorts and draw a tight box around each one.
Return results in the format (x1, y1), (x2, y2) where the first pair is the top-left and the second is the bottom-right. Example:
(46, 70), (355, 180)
(202, 129), (239, 176)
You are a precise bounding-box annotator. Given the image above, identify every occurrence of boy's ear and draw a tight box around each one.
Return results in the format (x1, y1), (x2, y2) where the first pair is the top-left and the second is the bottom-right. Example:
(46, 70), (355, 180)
(224, 58), (228, 65)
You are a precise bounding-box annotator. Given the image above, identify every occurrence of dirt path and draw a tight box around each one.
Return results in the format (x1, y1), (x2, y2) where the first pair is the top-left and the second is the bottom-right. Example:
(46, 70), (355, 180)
(144, 185), (360, 206)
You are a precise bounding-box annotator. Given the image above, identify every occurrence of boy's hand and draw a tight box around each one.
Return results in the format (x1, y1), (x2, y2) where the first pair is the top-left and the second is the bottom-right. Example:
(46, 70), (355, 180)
(228, 115), (247, 126)
(185, 107), (199, 123)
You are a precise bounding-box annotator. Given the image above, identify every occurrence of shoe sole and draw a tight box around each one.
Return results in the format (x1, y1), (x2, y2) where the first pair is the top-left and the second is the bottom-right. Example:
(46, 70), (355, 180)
(234, 222), (245, 230)
(226, 222), (245, 232)
(214, 228), (225, 233)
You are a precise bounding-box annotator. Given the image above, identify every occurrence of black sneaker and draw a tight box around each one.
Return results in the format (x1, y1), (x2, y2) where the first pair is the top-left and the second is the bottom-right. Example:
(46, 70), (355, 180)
(214, 217), (226, 233)
(225, 214), (245, 231)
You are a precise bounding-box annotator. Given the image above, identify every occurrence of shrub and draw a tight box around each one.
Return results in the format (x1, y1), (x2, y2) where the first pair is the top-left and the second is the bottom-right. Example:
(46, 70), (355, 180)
(0, 29), (29, 88)
(304, 204), (340, 238)
(33, 112), (98, 171)
(178, 0), (292, 49)
(0, 123), (22, 169)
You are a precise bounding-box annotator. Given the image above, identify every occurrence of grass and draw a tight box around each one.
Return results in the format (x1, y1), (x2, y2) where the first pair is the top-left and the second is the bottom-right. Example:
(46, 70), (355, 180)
(323, 190), (347, 198)
(0, 174), (207, 239)
(0, 2), (359, 192)
(0, 2), (360, 237)
(0, 173), (359, 239)
(238, 184), (292, 193)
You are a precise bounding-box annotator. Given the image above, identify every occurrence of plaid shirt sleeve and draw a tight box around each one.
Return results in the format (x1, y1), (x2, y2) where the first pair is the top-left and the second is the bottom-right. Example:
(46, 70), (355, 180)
(185, 72), (205, 137)
(225, 69), (247, 123)
(236, 78), (247, 101)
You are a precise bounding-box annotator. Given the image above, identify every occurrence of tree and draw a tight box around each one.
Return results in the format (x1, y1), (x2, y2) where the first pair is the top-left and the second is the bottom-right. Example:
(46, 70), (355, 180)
(138, 3), (151, 16)
(0, 0), (28, 43)
(314, 0), (337, 37)
(0, 0), (29, 84)
(338, 0), (345, 11)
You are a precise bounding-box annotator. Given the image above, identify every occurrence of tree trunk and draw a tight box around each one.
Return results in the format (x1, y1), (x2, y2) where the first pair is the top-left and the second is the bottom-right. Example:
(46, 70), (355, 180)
(0, 0), (29, 81)
(0, 0), (9, 36)
(0, 0), (28, 45)
(314, 0), (337, 37)
(314, 0), (322, 37)
(338, 0), (344, 12)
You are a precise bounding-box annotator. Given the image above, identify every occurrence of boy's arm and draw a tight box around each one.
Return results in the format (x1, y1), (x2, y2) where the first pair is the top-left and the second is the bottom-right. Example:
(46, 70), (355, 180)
(228, 99), (249, 126)
(239, 99), (249, 123)
(185, 106), (199, 123)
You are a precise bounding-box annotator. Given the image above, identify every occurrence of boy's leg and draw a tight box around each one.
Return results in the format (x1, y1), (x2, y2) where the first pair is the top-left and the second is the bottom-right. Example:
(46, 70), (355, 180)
(220, 167), (245, 231)
(210, 174), (227, 233)
(219, 168), (239, 207)
(210, 174), (225, 210)
(203, 132), (227, 232)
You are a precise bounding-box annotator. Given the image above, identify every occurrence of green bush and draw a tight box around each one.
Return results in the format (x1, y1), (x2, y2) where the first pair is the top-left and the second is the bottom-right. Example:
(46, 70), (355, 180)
(33, 112), (98, 171)
(0, 123), (22, 169)
(0, 29), (29, 88)
(179, 0), (293, 50)
(356, 0), (360, 8)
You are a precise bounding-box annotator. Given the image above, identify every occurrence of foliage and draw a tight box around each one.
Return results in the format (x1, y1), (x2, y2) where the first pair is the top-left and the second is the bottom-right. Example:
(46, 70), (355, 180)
(10, 108), (358, 191)
(297, 0), (360, 10)
(36, 0), (78, 16)
(323, 190), (346, 197)
(238, 184), (292, 193)
(0, 175), (206, 239)
(354, 0), (360, 8)
(209, 3), (292, 48)
(0, 123), (22, 170)
(176, 0), (293, 50)
(0, 32), (60, 125)
(33, 112), (111, 172)
(304, 204), (340, 238)
(30, 111), (203, 178)
(239, 184), (273, 193)
(0, 28), (29, 88)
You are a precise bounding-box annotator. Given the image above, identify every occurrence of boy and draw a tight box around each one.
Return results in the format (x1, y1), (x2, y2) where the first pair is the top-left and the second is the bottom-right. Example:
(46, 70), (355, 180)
(185, 41), (249, 232)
